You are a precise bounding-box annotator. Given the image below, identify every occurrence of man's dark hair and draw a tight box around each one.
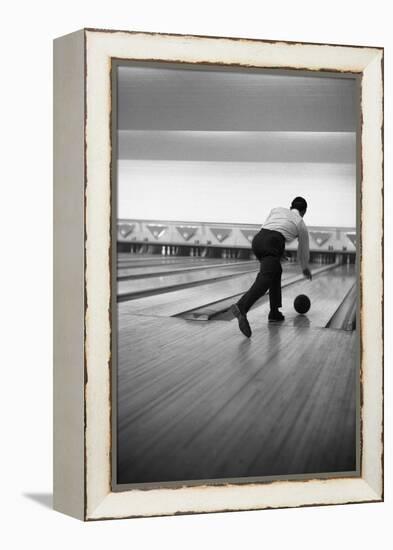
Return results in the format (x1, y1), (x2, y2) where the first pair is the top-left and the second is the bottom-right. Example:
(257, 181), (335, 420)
(290, 196), (308, 212)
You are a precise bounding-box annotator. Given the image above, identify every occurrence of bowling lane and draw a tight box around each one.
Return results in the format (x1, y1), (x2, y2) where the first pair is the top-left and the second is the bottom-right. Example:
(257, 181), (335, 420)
(247, 264), (356, 330)
(118, 259), (256, 279)
(117, 256), (242, 270)
(117, 263), (303, 315)
(118, 263), (260, 301)
(117, 314), (356, 483)
(182, 262), (335, 320)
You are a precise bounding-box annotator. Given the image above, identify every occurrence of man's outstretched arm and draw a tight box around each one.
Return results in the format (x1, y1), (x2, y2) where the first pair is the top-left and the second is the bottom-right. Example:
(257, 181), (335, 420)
(298, 220), (312, 280)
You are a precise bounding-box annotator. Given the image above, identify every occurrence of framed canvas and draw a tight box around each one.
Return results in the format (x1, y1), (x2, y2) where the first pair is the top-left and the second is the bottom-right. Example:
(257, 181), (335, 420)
(53, 28), (384, 520)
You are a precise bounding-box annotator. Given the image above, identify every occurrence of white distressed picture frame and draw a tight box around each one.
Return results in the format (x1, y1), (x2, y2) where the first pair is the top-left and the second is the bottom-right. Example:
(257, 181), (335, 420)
(53, 28), (383, 521)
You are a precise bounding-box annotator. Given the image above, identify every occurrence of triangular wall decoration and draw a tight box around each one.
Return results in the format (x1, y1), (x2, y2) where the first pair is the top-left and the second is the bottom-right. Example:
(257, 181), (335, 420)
(240, 229), (258, 243)
(346, 233), (356, 247)
(209, 227), (232, 243)
(118, 223), (135, 238)
(146, 224), (168, 239)
(176, 226), (198, 241)
(309, 231), (332, 247)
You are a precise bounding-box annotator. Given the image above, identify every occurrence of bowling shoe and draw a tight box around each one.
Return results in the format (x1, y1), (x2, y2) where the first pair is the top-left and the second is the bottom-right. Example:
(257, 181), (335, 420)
(230, 304), (252, 338)
(268, 310), (285, 322)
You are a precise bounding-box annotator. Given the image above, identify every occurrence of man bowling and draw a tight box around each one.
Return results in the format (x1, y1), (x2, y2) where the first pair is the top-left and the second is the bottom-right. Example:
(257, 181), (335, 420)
(231, 196), (312, 338)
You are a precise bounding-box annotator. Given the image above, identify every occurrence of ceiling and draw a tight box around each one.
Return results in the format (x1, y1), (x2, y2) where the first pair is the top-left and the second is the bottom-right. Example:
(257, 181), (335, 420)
(117, 64), (358, 133)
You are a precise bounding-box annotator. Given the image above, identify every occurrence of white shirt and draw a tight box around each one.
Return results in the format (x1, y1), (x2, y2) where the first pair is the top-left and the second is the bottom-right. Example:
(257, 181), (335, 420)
(262, 207), (310, 270)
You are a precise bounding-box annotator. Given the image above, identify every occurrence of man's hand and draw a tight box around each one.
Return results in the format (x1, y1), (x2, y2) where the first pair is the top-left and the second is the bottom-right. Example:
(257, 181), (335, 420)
(303, 268), (312, 280)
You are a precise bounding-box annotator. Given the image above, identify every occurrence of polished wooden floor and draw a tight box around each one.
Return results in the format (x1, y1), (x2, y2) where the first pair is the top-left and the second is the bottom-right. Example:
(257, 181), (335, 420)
(116, 255), (357, 485)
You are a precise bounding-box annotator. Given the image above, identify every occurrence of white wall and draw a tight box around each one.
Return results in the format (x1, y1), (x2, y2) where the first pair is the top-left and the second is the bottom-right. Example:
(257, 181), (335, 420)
(118, 159), (356, 226)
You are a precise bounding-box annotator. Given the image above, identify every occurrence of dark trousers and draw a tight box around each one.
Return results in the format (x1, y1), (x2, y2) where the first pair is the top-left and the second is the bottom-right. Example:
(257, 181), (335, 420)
(237, 229), (285, 314)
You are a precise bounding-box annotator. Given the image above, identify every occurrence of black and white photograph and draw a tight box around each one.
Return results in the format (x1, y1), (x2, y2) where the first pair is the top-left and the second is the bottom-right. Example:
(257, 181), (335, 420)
(113, 62), (359, 486)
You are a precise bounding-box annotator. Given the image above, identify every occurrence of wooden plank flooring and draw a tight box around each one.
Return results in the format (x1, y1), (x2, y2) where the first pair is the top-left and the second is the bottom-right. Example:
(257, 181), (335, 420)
(117, 263), (257, 298)
(179, 262), (342, 320)
(118, 263), (301, 317)
(246, 264), (356, 329)
(117, 256), (242, 269)
(117, 313), (357, 484)
(116, 256), (357, 485)
(118, 259), (254, 278)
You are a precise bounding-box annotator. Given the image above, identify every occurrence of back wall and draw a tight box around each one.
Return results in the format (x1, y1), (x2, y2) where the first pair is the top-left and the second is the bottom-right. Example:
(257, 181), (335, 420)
(117, 159), (356, 227)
